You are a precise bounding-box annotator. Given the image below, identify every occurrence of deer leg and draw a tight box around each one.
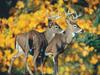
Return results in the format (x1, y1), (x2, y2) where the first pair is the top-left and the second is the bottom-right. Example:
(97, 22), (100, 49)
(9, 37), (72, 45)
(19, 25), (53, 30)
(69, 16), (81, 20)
(39, 55), (46, 75)
(40, 63), (43, 75)
(8, 52), (21, 74)
(24, 53), (33, 75)
(25, 53), (33, 75)
(53, 54), (58, 75)
(40, 50), (46, 75)
(33, 50), (39, 75)
(26, 63), (33, 75)
(40, 55), (45, 75)
(23, 53), (28, 74)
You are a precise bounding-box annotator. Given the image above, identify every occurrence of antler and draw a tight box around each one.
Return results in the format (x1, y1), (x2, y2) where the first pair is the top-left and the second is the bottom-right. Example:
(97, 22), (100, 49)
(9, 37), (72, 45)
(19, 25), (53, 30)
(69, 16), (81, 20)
(64, 7), (82, 20)
(48, 15), (61, 19)
(65, 10), (74, 17)
(48, 14), (61, 27)
(72, 11), (82, 20)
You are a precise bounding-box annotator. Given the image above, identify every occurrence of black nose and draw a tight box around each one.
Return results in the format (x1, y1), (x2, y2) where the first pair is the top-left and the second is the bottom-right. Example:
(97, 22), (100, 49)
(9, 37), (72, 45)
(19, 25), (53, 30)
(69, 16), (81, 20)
(81, 30), (84, 33)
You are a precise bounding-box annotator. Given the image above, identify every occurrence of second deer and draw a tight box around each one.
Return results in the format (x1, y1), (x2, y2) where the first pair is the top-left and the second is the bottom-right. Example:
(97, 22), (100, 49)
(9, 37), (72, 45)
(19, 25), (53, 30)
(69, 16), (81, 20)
(45, 11), (84, 75)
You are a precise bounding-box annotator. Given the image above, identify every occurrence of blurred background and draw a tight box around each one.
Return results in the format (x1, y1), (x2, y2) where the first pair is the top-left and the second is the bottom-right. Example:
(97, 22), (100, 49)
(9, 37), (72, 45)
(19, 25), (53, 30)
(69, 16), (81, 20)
(0, 0), (100, 75)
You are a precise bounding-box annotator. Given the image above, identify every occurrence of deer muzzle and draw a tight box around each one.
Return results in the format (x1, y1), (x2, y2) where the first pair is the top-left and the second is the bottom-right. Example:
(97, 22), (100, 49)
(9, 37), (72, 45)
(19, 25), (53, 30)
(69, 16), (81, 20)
(76, 29), (84, 33)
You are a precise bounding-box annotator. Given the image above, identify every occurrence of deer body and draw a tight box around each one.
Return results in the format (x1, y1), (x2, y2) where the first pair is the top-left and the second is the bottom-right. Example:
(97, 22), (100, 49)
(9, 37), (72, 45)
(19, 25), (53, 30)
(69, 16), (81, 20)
(16, 30), (47, 54)
(45, 28), (75, 54)
(8, 21), (63, 75)
(45, 18), (83, 75)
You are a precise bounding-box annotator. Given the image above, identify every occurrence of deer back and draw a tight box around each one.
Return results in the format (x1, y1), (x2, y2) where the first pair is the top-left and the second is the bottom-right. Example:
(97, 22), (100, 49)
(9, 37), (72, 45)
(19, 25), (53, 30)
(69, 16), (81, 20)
(16, 32), (30, 53)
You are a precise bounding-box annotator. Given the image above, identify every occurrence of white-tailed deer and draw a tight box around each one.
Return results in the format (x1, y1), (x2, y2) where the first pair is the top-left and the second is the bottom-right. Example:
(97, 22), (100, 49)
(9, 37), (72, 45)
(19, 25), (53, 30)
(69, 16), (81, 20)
(45, 11), (84, 75)
(8, 17), (64, 75)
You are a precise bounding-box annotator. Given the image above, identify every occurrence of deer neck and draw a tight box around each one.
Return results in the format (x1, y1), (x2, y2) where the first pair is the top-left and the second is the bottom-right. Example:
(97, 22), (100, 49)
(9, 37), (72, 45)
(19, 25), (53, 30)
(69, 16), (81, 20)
(64, 28), (74, 44)
(44, 29), (55, 43)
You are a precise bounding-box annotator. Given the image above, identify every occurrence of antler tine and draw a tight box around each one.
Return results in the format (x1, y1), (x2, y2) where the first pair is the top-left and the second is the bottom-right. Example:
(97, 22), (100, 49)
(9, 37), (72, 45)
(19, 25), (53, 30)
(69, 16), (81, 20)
(48, 12), (61, 19)
(64, 9), (74, 17)
(46, 11), (61, 20)
(63, 6), (74, 17)
(48, 15), (61, 27)
(48, 15), (61, 20)
(73, 11), (82, 19)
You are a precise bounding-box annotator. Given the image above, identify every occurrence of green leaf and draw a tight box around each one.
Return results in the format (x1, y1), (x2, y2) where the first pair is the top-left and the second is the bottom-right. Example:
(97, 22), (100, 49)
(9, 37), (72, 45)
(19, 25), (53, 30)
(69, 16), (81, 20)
(93, 16), (100, 27)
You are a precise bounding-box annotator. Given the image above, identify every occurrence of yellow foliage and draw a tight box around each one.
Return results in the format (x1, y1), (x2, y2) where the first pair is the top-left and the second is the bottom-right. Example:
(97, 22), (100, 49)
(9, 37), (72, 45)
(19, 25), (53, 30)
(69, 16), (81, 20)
(79, 43), (86, 47)
(14, 58), (20, 66)
(46, 67), (53, 74)
(33, 0), (41, 6)
(55, 15), (67, 30)
(72, 43), (79, 48)
(58, 0), (64, 6)
(65, 56), (71, 62)
(90, 54), (98, 64)
(0, 34), (5, 47)
(74, 54), (80, 61)
(16, 1), (24, 9)
(88, 47), (94, 52)
(7, 17), (15, 28)
(64, 72), (70, 75)
(80, 64), (86, 71)
(42, 67), (47, 74)
(1, 18), (7, 25)
(84, 7), (94, 14)
(79, 58), (83, 63)
(98, 65), (100, 75)
(5, 37), (15, 49)
(0, 50), (3, 63)
(65, 67), (70, 72)
(82, 50), (89, 57)
(84, 46), (90, 51)
(6, 60), (10, 66)
(72, 0), (78, 3)
(27, 55), (33, 62)
(4, 50), (11, 57)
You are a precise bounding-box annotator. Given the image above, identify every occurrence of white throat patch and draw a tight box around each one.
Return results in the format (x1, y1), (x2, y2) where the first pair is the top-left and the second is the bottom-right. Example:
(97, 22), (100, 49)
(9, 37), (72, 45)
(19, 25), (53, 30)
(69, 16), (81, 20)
(60, 30), (65, 33)
(72, 33), (75, 37)
(53, 34), (55, 37)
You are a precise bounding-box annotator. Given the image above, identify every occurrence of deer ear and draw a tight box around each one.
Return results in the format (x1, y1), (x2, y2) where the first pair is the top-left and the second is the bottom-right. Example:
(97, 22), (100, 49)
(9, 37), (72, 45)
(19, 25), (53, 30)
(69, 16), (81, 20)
(48, 19), (52, 28)
(48, 23), (52, 28)
(66, 19), (71, 25)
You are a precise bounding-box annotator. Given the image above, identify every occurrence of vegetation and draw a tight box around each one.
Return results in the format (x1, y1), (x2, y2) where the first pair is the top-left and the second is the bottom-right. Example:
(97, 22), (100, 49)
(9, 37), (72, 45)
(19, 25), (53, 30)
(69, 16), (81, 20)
(0, 0), (100, 75)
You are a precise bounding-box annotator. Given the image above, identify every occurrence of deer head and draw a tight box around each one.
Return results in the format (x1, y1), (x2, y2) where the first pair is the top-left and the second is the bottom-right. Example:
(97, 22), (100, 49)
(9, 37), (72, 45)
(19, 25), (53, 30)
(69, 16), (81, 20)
(44, 17), (64, 43)
(65, 10), (84, 37)
(44, 15), (64, 42)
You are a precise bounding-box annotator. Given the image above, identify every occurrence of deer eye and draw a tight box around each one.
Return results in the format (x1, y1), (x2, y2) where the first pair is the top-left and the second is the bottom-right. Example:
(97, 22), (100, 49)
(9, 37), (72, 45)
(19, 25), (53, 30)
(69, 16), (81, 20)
(73, 25), (77, 28)
(55, 26), (58, 28)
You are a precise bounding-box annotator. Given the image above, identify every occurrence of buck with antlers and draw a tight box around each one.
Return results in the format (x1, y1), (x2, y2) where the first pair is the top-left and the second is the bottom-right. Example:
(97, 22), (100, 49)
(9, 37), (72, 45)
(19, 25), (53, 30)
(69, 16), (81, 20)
(8, 16), (64, 75)
(44, 11), (84, 75)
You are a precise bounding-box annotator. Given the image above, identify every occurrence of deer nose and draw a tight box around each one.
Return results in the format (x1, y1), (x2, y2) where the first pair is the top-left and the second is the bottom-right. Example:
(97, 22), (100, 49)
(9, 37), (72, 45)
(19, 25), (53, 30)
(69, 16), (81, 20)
(80, 30), (84, 33)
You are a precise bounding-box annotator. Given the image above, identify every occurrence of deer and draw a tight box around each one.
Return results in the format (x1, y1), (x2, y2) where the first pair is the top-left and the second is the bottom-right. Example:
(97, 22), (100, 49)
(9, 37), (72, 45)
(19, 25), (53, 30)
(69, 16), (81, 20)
(44, 11), (84, 75)
(8, 16), (64, 75)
